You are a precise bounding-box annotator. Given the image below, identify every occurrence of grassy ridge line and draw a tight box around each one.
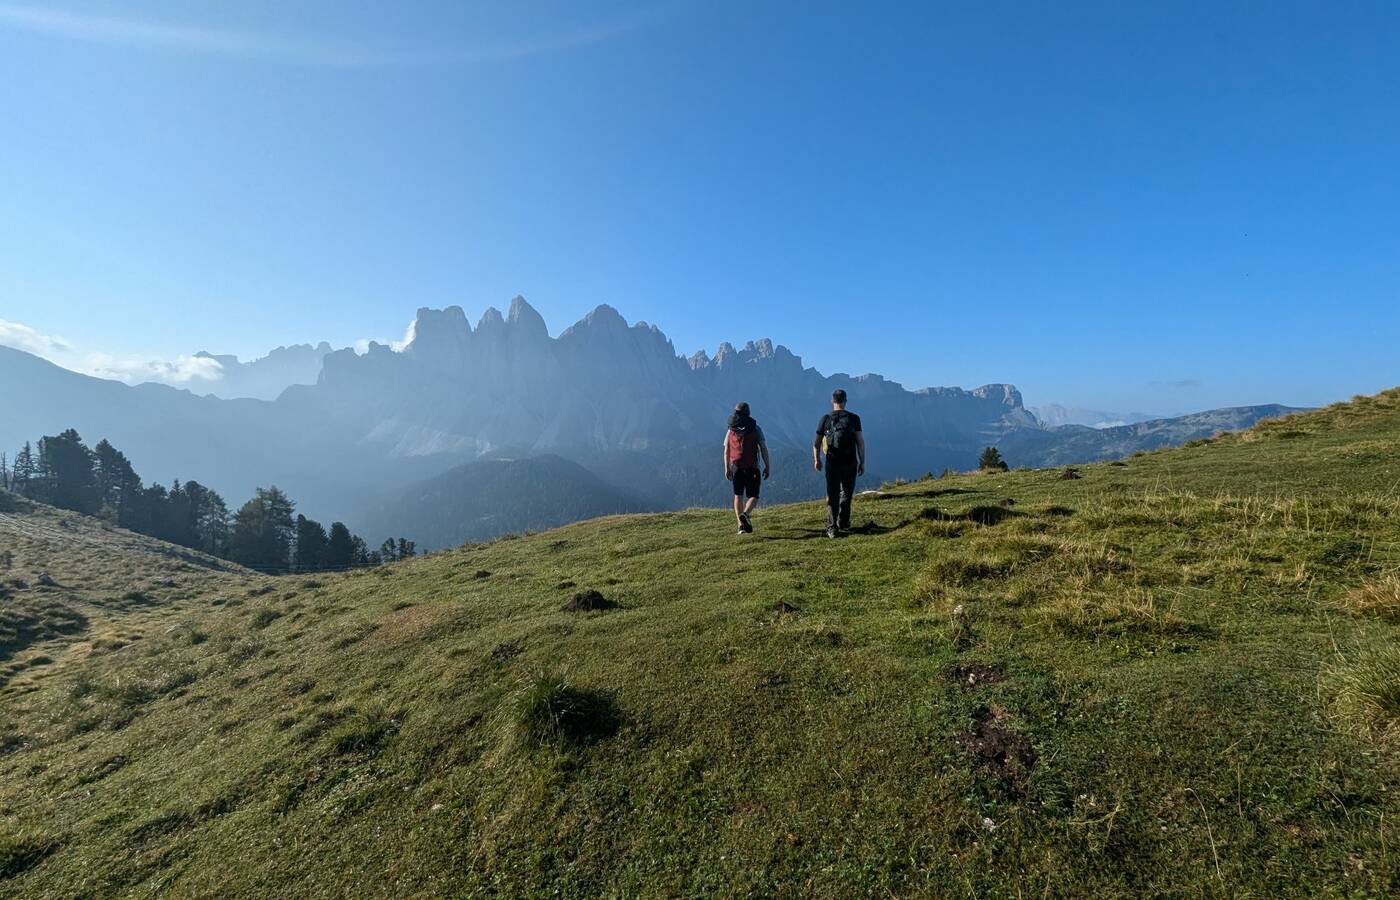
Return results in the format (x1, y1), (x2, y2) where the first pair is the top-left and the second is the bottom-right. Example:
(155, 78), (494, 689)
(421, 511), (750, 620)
(0, 390), (1398, 896)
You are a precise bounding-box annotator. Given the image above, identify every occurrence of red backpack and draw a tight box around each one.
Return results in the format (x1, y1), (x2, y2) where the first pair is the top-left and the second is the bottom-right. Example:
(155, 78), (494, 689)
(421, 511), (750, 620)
(727, 417), (760, 470)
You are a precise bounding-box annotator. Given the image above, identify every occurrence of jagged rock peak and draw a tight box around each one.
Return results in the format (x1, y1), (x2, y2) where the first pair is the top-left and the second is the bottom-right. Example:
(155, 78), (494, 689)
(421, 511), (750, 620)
(507, 296), (548, 338)
(476, 307), (506, 331)
(558, 303), (630, 341)
(744, 338), (776, 358)
(971, 384), (1025, 407)
(406, 306), (473, 358)
(584, 303), (628, 328)
(688, 350), (712, 369)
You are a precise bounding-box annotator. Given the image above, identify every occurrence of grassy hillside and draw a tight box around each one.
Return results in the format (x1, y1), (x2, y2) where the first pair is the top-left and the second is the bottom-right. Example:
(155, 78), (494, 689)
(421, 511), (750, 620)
(2, 390), (1399, 897)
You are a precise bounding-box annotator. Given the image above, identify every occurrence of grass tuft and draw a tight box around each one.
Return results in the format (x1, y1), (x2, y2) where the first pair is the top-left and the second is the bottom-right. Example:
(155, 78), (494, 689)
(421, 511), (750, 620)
(1335, 574), (1400, 622)
(506, 670), (621, 747)
(1334, 647), (1400, 737)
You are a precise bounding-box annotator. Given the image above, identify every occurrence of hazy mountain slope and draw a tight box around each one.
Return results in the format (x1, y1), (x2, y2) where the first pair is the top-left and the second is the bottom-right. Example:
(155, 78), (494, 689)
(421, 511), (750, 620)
(353, 454), (656, 550)
(1028, 403), (1160, 428)
(1, 390), (1397, 896)
(997, 403), (1306, 467)
(187, 343), (339, 400)
(0, 346), (382, 522)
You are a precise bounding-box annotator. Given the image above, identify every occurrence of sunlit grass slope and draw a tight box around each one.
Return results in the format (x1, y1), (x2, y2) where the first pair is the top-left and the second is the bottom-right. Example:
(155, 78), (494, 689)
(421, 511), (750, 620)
(2, 390), (1399, 897)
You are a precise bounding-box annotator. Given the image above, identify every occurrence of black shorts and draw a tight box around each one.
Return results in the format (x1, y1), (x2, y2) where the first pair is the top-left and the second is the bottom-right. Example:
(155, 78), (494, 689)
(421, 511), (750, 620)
(731, 467), (761, 499)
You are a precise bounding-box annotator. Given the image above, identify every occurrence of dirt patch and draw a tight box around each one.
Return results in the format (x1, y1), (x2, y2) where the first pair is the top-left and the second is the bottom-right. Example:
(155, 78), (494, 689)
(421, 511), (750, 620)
(556, 580), (576, 590)
(948, 663), (1006, 690)
(957, 705), (1036, 793)
(563, 590), (616, 612)
(771, 600), (801, 614)
(1059, 467), (1082, 480)
(472, 570), (492, 580)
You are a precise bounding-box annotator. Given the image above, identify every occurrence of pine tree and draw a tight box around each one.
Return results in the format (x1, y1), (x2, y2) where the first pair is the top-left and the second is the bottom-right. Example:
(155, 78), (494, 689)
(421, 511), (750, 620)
(36, 429), (98, 513)
(325, 522), (355, 569)
(978, 446), (1009, 472)
(93, 439), (141, 523)
(194, 488), (230, 557)
(12, 442), (36, 496)
(293, 515), (330, 572)
(228, 486), (296, 573)
(379, 538), (399, 563)
(165, 479), (198, 547)
(350, 535), (374, 567)
(396, 538), (416, 560)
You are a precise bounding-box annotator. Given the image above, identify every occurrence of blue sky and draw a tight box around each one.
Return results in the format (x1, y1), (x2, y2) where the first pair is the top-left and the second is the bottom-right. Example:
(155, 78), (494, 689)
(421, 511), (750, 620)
(1, 1), (1397, 414)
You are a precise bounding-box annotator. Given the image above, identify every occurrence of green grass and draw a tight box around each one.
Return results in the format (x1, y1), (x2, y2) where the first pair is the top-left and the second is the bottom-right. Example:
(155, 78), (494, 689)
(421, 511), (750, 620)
(2, 390), (1400, 896)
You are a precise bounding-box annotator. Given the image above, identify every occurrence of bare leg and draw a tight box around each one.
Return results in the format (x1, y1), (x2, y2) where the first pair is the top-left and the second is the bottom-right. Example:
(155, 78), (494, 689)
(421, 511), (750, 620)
(743, 496), (759, 515)
(733, 494), (744, 526)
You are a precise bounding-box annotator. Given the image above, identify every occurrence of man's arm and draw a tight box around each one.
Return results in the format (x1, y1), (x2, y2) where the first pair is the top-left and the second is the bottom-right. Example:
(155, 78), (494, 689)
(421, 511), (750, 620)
(812, 431), (823, 472)
(722, 432), (731, 480)
(855, 431), (866, 476)
(761, 443), (772, 479)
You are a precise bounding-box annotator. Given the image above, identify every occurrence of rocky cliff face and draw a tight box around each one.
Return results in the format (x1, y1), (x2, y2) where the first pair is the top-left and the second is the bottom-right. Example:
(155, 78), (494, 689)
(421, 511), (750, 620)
(307, 297), (1034, 459)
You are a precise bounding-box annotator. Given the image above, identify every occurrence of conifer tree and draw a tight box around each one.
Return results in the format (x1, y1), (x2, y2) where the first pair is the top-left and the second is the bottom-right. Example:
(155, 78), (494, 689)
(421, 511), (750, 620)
(228, 486), (296, 573)
(325, 522), (355, 569)
(36, 429), (98, 513)
(294, 515), (330, 572)
(12, 443), (35, 496)
(978, 446), (1009, 472)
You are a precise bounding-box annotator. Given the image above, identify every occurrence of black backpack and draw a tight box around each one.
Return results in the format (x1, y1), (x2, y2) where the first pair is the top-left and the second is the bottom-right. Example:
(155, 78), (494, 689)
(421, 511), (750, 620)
(825, 411), (857, 462)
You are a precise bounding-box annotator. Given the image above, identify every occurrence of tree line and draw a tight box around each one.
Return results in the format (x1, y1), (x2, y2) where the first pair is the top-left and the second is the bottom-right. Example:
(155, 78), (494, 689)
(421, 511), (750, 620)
(0, 429), (414, 573)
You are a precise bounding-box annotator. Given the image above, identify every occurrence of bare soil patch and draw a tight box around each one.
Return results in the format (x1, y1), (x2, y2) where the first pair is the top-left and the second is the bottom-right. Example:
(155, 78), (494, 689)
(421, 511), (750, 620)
(957, 705), (1036, 794)
(563, 590), (616, 612)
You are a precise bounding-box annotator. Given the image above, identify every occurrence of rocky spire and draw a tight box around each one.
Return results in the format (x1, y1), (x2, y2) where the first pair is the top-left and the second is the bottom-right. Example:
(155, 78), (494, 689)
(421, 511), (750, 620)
(405, 306), (472, 361)
(507, 295), (549, 340)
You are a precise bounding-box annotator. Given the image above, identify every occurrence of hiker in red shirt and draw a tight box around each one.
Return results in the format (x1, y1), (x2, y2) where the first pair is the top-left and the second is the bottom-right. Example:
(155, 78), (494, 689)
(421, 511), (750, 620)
(724, 402), (771, 534)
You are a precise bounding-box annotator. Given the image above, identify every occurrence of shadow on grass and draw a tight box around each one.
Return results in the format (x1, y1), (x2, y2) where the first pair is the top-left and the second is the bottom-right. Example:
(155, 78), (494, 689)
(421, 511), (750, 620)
(919, 505), (1025, 526)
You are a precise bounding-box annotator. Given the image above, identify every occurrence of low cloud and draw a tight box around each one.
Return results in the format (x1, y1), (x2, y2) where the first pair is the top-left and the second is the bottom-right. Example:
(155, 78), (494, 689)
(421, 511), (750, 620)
(0, 317), (73, 355)
(354, 319), (416, 355)
(0, 316), (224, 387)
(81, 353), (224, 386)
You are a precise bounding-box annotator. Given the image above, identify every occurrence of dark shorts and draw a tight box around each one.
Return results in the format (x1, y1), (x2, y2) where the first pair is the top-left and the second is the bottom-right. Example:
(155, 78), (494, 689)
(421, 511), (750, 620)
(731, 467), (761, 499)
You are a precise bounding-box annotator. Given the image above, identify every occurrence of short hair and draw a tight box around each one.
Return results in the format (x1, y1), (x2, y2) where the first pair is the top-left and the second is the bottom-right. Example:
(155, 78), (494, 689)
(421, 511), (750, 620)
(734, 401), (750, 416)
(832, 389), (848, 405)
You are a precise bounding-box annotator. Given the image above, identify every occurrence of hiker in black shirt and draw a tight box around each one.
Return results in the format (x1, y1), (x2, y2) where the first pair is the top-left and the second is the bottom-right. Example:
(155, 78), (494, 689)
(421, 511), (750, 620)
(813, 389), (865, 538)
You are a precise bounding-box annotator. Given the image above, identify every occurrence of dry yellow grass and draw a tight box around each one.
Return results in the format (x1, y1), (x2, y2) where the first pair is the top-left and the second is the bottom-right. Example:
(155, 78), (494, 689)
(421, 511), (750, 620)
(1335, 574), (1400, 622)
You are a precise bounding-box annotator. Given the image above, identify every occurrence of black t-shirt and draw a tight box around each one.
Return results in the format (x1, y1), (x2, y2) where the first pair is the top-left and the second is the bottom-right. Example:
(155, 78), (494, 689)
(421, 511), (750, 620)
(816, 411), (862, 462)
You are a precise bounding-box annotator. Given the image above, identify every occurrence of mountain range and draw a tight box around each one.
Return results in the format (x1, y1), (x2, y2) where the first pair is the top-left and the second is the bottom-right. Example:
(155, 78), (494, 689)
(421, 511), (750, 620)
(188, 342), (339, 400)
(1, 297), (1302, 547)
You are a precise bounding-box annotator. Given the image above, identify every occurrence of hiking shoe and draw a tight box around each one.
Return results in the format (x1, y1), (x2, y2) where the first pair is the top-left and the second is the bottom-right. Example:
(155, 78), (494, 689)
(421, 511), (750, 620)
(826, 526), (839, 539)
(739, 513), (753, 533)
